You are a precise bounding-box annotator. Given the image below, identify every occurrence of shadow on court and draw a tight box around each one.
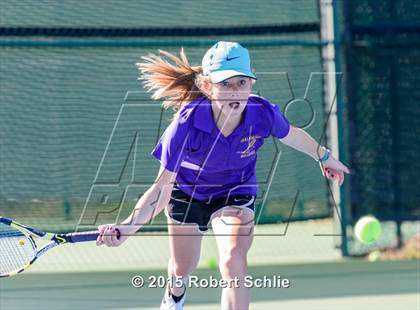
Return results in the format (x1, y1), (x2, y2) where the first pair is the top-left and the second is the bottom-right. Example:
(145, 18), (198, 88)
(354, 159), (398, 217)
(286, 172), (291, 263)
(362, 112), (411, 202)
(1, 260), (419, 309)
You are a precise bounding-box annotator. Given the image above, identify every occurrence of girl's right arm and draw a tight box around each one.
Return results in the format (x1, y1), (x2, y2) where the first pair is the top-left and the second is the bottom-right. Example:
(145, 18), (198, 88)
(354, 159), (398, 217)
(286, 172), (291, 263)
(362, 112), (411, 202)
(96, 165), (177, 247)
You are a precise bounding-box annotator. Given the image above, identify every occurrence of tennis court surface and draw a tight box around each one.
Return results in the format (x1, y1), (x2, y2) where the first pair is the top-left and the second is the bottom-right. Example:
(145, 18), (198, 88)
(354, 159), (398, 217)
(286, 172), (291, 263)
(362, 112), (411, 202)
(1, 260), (418, 310)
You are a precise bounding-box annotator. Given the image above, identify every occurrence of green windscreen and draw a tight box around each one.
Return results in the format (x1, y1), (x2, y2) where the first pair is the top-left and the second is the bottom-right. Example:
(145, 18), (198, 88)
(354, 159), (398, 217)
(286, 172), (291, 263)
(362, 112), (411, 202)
(0, 0), (330, 232)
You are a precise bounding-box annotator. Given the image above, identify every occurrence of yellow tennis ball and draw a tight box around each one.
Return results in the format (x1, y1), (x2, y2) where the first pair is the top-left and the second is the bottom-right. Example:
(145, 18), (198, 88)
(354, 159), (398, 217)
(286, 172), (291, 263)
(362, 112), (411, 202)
(207, 257), (218, 270)
(354, 216), (382, 244)
(19, 239), (26, 246)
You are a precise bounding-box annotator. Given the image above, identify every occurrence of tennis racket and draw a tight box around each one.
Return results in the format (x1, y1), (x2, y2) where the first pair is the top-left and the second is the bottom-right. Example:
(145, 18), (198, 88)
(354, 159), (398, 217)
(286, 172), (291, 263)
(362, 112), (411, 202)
(0, 216), (119, 277)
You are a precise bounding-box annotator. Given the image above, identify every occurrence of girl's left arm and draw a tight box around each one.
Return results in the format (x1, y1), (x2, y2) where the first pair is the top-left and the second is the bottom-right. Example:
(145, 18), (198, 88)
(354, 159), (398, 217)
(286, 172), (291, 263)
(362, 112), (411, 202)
(279, 125), (350, 186)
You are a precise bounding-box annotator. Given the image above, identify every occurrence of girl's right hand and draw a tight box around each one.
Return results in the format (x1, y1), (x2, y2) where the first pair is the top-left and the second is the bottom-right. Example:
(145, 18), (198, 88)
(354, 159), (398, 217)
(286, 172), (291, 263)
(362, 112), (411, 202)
(96, 224), (133, 247)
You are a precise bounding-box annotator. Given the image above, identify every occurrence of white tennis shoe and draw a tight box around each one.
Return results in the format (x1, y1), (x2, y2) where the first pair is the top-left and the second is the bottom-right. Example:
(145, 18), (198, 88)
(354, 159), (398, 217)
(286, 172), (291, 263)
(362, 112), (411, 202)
(160, 288), (186, 310)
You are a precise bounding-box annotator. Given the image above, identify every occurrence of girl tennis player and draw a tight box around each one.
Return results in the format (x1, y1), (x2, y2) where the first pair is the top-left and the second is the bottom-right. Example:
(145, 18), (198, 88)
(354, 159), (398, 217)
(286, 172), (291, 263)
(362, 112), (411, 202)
(97, 41), (350, 310)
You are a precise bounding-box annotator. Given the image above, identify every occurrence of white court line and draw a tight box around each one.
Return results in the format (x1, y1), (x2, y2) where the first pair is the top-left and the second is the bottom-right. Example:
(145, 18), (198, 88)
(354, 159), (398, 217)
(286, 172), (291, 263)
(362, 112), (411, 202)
(133, 293), (420, 310)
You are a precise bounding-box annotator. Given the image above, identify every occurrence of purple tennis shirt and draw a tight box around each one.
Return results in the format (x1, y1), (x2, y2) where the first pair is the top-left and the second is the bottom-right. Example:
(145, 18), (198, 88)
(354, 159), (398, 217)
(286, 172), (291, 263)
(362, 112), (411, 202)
(151, 95), (290, 201)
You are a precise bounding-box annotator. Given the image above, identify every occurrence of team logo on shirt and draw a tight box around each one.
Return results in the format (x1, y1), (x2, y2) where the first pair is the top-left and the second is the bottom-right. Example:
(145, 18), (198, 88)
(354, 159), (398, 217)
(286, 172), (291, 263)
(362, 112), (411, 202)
(238, 135), (262, 158)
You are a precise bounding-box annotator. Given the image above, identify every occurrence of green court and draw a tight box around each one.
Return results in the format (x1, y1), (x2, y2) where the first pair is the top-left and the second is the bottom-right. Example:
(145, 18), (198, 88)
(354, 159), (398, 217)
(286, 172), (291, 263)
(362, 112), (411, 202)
(1, 260), (418, 310)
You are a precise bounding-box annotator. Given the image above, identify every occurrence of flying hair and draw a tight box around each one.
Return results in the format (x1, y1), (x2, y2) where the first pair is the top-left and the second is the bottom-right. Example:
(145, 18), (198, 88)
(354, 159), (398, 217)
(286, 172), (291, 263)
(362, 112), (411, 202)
(137, 48), (207, 110)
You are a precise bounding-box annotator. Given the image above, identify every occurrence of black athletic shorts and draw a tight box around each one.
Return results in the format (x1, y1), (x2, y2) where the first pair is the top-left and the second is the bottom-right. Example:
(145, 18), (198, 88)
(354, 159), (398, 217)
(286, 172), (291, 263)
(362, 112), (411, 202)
(166, 187), (255, 232)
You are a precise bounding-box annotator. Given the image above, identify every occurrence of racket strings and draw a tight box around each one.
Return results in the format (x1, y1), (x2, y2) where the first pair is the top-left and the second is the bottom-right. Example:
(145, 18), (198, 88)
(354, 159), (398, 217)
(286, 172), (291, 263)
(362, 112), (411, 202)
(0, 224), (36, 275)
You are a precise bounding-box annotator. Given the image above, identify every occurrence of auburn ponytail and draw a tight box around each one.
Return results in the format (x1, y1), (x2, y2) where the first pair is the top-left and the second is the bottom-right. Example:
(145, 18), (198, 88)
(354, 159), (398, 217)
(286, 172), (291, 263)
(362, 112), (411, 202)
(137, 48), (206, 110)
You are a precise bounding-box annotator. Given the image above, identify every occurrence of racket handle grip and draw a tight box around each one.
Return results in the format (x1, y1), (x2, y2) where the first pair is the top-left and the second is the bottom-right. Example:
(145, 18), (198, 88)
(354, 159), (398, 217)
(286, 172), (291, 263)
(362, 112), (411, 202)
(65, 231), (99, 243)
(65, 229), (121, 243)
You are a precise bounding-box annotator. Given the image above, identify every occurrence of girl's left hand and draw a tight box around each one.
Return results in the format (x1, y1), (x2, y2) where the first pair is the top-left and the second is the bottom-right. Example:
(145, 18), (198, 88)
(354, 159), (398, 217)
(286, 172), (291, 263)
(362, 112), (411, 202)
(319, 156), (351, 186)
